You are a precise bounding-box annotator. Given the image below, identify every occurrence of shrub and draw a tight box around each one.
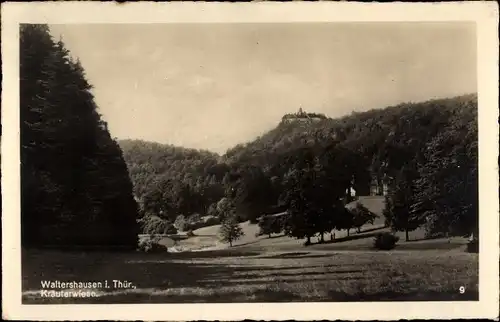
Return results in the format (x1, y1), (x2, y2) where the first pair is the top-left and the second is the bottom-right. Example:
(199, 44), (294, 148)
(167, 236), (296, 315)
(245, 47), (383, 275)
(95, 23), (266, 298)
(174, 215), (187, 231)
(137, 237), (166, 253)
(184, 213), (205, 231)
(139, 214), (171, 235)
(188, 213), (202, 225)
(373, 232), (399, 250)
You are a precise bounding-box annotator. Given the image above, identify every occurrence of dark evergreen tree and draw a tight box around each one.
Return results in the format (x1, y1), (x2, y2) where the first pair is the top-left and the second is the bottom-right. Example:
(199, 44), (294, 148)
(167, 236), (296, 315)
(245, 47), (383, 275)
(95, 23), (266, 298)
(20, 24), (138, 249)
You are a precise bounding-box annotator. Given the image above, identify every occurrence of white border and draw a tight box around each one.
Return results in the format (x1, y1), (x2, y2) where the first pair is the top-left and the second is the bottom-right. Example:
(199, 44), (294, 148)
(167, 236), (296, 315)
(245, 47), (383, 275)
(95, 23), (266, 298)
(2, 1), (499, 321)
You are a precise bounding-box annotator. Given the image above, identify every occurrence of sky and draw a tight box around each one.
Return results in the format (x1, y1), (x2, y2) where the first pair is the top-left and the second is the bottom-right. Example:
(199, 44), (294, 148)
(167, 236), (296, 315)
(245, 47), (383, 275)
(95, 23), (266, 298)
(49, 23), (477, 154)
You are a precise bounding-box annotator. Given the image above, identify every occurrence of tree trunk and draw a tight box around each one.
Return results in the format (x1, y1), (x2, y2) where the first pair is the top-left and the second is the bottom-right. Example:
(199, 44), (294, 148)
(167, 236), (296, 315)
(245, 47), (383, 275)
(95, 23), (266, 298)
(306, 236), (311, 244)
(268, 233), (271, 238)
(405, 229), (409, 242)
(357, 227), (361, 233)
(320, 232), (324, 243)
(347, 229), (350, 237)
(230, 240), (233, 247)
(330, 231), (335, 241)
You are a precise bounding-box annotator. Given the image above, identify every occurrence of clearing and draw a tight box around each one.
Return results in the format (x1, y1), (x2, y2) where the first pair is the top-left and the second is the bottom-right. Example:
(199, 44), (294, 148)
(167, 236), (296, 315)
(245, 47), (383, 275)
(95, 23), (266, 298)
(22, 221), (476, 303)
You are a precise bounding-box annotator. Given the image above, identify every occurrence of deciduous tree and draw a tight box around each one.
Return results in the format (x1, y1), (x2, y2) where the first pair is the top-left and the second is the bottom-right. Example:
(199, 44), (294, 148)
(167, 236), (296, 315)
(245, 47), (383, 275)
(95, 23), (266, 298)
(218, 215), (244, 247)
(385, 165), (424, 241)
(350, 203), (378, 233)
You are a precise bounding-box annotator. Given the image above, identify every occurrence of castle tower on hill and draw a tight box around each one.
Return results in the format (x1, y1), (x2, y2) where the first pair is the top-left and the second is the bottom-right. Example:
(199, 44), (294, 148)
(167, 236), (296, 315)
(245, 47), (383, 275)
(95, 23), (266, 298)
(281, 107), (327, 124)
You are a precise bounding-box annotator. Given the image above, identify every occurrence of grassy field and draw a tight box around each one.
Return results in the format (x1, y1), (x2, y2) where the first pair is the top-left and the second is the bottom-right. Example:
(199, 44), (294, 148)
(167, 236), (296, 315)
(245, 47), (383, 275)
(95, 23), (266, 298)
(22, 197), (477, 303)
(156, 217), (455, 253)
(145, 196), (389, 252)
(22, 230), (477, 303)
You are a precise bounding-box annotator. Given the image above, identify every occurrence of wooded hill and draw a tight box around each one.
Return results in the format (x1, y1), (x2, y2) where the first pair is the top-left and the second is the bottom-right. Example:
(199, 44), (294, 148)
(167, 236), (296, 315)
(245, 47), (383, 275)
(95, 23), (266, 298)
(18, 23), (478, 250)
(121, 94), (478, 241)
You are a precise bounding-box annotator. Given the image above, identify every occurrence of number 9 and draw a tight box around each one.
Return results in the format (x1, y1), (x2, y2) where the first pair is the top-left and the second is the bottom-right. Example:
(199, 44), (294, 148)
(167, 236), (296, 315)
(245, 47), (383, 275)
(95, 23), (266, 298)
(459, 286), (466, 294)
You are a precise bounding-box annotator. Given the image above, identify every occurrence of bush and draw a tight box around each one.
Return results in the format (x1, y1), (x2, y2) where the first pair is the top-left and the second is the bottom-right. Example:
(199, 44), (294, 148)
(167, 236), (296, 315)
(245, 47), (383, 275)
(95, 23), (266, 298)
(139, 214), (170, 235)
(184, 213), (207, 231)
(137, 237), (166, 253)
(186, 230), (195, 237)
(373, 232), (399, 250)
(186, 214), (203, 230)
(188, 213), (202, 225)
(174, 215), (187, 231)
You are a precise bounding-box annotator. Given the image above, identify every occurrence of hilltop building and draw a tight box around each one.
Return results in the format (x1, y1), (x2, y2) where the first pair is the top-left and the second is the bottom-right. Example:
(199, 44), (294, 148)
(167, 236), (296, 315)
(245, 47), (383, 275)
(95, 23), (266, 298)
(281, 108), (327, 124)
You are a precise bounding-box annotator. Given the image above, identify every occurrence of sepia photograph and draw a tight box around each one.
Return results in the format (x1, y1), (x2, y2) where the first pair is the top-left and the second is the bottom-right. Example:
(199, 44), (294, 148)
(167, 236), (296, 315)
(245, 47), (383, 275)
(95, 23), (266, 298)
(2, 2), (499, 321)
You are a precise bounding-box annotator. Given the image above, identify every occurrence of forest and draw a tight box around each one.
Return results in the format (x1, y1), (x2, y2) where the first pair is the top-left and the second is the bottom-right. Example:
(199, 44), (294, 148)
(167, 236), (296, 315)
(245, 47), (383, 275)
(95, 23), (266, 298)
(20, 24), (478, 250)
(122, 94), (478, 246)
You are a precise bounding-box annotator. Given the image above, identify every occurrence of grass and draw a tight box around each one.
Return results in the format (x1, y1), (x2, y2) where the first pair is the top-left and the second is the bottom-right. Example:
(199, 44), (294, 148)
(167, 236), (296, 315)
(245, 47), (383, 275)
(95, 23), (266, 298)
(346, 196), (387, 221)
(22, 245), (478, 304)
(164, 215), (463, 253)
(144, 196), (430, 253)
(22, 201), (477, 304)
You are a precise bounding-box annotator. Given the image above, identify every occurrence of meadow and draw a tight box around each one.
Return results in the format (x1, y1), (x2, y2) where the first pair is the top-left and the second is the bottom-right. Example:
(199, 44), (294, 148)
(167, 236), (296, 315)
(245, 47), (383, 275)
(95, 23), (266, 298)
(22, 219), (478, 304)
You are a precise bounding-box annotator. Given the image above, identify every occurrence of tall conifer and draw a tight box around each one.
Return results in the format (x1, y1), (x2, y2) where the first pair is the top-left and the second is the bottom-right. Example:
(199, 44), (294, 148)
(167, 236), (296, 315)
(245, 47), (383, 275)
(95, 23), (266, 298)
(20, 24), (139, 249)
